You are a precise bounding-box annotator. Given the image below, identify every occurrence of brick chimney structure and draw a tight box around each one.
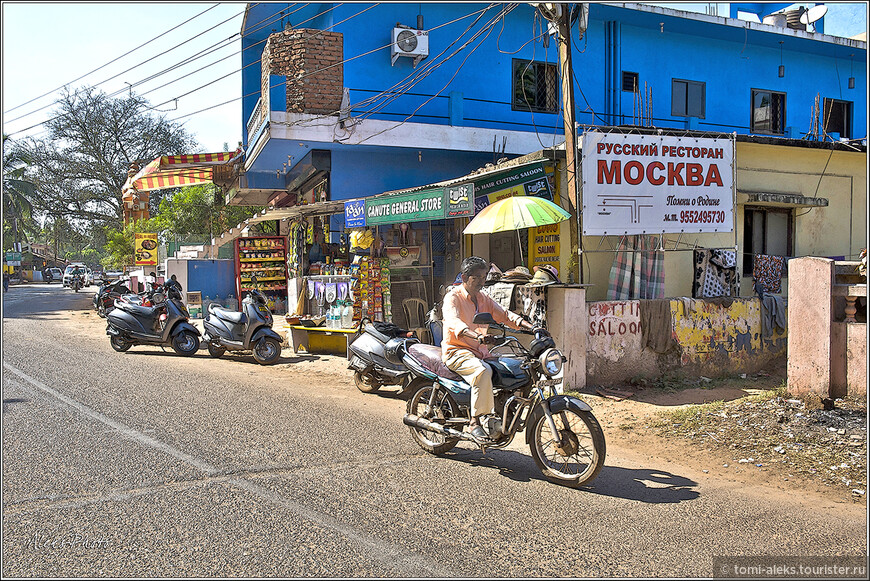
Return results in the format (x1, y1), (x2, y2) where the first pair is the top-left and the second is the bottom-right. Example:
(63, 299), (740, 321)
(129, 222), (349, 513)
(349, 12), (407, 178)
(263, 28), (344, 116)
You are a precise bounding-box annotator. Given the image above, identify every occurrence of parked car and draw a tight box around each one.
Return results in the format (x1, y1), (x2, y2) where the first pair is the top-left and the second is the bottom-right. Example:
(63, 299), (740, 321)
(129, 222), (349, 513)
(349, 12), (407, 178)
(47, 268), (63, 283)
(63, 264), (91, 287)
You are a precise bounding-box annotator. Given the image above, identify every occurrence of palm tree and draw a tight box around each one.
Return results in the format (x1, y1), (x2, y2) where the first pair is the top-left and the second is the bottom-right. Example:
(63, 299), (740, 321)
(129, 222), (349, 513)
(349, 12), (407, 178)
(3, 135), (37, 250)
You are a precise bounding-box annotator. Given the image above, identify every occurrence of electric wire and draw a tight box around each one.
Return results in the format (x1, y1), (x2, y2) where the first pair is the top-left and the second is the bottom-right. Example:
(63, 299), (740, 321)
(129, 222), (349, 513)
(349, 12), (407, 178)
(2, 3), (222, 115)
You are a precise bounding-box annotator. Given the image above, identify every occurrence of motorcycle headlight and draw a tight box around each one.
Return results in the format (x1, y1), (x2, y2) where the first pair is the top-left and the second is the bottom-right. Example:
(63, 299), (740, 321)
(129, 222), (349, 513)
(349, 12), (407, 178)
(539, 348), (563, 377)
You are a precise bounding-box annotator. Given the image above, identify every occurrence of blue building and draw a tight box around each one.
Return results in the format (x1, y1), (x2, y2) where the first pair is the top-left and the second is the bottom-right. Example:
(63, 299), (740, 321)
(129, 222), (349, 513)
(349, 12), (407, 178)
(224, 2), (866, 306)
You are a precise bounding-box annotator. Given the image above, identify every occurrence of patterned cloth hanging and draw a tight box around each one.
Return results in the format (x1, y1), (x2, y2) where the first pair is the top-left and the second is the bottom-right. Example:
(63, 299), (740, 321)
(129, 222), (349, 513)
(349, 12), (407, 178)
(753, 254), (785, 294)
(692, 249), (737, 298)
(607, 235), (665, 300)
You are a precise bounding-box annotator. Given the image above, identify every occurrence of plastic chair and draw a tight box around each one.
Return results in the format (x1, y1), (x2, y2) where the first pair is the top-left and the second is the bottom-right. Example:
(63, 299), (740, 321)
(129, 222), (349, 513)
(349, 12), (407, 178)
(402, 297), (431, 344)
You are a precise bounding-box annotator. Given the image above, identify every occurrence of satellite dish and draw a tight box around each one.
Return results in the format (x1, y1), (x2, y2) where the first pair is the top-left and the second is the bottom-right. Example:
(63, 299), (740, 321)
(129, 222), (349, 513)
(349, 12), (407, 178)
(800, 4), (827, 25)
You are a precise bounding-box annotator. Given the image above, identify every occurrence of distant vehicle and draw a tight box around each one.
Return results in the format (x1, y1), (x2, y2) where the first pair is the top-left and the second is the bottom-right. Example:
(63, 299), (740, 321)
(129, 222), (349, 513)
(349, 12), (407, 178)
(105, 270), (125, 279)
(63, 264), (91, 287)
(47, 268), (63, 283)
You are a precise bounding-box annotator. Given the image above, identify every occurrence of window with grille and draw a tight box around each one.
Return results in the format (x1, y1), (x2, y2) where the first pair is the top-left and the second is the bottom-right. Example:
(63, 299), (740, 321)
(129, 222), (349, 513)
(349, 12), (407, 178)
(622, 71), (638, 92)
(512, 59), (558, 113)
(672, 79), (705, 118)
(823, 98), (852, 139)
(751, 89), (786, 134)
(743, 206), (793, 275)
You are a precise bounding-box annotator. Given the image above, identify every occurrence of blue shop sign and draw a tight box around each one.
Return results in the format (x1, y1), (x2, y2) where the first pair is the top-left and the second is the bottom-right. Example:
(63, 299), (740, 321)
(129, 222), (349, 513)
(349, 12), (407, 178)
(344, 199), (366, 228)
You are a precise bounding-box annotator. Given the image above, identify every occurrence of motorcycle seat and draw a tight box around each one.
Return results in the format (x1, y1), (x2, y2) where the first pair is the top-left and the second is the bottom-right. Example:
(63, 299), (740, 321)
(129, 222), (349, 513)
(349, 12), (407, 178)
(407, 343), (464, 382)
(209, 304), (246, 324)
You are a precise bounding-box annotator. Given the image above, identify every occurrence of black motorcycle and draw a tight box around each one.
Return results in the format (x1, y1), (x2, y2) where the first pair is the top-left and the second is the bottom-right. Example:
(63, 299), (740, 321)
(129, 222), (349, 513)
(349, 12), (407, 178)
(93, 277), (131, 318)
(202, 289), (283, 365)
(400, 312), (606, 488)
(106, 275), (201, 356)
(347, 319), (418, 393)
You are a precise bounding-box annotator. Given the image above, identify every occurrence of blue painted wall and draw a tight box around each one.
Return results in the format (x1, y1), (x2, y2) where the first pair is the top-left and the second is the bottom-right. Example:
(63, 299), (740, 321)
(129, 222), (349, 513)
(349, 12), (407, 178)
(239, 2), (866, 198)
(187, 259), (237, 300)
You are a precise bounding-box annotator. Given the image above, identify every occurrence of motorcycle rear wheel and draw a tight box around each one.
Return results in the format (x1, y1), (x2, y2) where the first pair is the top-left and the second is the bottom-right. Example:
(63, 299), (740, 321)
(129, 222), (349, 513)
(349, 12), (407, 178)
(529, 408), (606, 488)
(407, 385), (460, 455)
(353, 371), (381, 393)
(172, 331), (200, 356)
(110, 335), (132, 352)
(252, 337), (281, 365)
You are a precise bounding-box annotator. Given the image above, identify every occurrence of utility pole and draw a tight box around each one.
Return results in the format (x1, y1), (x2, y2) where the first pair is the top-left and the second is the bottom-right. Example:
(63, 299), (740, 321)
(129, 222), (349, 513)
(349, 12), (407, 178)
(539, 3), (587, 283)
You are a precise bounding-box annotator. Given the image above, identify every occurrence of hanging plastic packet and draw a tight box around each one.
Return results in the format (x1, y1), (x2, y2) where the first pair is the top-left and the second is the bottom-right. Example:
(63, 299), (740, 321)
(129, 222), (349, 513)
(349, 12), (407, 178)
(307, 279), (315, 299)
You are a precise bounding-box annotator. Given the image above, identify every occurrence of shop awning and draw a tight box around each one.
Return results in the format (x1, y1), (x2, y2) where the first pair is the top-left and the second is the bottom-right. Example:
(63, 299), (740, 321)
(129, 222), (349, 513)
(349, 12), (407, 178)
(245, 199), (359, 224)
(122, 147), (244, 196)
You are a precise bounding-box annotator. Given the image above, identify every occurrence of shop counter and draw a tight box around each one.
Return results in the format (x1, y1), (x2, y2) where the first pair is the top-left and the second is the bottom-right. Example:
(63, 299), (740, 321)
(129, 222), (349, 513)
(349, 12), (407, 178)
(287, 325), (359, 355)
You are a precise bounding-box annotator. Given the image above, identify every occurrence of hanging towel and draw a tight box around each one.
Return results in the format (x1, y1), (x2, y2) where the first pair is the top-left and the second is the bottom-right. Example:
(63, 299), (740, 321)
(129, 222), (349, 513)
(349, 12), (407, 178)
(607, 235), (665, 300)
(760, 295), (787, 338)
(753, 254), (785, 294)
(640, 299), (677, 354)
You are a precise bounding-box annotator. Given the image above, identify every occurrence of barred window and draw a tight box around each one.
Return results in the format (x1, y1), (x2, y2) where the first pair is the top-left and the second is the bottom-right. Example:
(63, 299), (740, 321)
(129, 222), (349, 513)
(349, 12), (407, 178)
(751, 89), (786, 134)
(512, 59), (558, 113)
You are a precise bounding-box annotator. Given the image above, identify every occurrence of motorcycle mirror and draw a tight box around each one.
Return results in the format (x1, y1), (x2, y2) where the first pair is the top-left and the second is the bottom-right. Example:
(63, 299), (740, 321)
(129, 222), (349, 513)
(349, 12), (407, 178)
(472, 312), (497, 326)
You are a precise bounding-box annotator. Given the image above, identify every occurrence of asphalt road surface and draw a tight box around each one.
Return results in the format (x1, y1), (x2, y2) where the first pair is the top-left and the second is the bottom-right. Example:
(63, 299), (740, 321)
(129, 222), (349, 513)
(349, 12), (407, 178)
(2, 283), (866, 577)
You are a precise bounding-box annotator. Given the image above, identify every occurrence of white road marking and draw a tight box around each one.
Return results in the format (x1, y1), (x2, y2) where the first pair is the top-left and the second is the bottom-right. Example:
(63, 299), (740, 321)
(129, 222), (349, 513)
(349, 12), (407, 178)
(3, 362), (452, 577)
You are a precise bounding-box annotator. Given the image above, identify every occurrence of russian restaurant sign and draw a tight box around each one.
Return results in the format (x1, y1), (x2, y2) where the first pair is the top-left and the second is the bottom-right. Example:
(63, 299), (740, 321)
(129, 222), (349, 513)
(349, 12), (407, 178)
(581, 131), (734, 235)
(364, 185), (475, 226)
(473, 162), (553, 213)
(134, 233), (158, 266)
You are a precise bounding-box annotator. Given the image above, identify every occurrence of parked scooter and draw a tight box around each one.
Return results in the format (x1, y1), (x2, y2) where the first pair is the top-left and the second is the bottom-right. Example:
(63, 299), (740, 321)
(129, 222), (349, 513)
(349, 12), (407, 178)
(93, 277), (132, 318)
(347, 318), (419, 393)
(400, 312), (606, 488)
(106, 275), (201, 356)
(202, 289), (283, 365)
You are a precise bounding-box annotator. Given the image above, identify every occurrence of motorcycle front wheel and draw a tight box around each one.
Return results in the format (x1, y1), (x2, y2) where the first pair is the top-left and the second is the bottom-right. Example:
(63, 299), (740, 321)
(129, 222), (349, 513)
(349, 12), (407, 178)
(529, 408), (606, 488)
(406, 385), (460, 455)
(171, 331), (200, 356)
(252, 337), (281, 365)
(207, 342), (226, 358)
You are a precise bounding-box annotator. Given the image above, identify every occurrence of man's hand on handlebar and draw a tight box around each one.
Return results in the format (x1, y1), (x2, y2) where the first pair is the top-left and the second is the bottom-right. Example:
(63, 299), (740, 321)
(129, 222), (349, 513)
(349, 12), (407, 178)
(479, 334), (498, 345)
(533, 326), (550, 337)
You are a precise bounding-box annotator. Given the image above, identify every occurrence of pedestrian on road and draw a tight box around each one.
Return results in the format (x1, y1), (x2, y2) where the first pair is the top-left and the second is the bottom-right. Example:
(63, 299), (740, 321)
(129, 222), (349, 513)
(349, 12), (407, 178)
(3, 271), (9, 292)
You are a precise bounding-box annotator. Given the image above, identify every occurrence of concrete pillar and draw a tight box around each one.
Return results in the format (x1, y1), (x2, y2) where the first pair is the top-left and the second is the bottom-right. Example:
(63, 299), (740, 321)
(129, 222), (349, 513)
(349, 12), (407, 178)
(546, 286), (587, 391)
(786, 257), (834, 397)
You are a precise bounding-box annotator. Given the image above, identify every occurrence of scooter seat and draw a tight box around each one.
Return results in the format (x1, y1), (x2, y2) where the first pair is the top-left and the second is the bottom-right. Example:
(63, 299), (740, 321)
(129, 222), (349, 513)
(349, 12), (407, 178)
(209, 304), (246, 324)
(115, 301), (159, 318)
(407, 343), (464, 383)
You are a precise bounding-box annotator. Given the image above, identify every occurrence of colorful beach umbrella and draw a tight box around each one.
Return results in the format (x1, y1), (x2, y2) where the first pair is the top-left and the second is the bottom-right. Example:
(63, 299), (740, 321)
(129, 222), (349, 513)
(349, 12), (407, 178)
(463, 195), (571, 235)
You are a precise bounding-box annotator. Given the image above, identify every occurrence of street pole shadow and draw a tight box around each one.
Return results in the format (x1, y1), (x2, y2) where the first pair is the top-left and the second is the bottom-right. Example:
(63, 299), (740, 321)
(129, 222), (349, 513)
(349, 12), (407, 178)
(439, 447), (700, 503)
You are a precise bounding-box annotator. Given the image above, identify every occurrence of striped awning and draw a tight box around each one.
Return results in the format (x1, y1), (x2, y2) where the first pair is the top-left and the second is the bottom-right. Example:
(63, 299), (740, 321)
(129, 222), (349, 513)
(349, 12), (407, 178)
(122, 148), (243, 195)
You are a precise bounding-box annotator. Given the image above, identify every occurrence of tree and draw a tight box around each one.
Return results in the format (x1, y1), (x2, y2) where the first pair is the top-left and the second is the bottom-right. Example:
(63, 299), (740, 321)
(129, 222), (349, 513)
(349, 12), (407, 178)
(150, 184), (261, 245)
(14, 86), (197, 230)
(3, 134), (37, 250)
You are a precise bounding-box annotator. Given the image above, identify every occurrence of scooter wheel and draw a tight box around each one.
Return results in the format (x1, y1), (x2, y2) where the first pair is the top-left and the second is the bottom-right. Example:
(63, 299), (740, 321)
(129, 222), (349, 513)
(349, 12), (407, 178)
(171, 331), (200, 356)
(353, 371), (381, 393)
(207, 342), (226, 358)
(252, 337), (281, 365)
(110, 335), (132, 352)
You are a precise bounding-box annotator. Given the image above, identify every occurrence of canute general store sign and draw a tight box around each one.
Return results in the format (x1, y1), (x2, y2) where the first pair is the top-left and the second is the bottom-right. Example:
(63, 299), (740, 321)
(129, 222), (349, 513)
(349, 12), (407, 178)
(363, 184), (474, 226)
(581, 130), (735, 235)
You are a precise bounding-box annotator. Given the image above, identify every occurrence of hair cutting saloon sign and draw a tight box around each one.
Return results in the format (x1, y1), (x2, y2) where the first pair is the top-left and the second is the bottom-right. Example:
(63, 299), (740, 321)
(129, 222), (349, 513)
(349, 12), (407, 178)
(580, 130), (735, 236)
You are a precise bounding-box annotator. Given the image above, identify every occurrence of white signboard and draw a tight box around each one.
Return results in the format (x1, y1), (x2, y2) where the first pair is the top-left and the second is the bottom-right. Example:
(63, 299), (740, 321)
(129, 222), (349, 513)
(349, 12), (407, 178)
(581, 131), (734, 235)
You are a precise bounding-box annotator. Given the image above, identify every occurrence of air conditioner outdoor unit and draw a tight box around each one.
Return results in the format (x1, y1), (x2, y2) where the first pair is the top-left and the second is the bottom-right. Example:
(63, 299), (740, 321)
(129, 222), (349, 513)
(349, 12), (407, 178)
(391, 27), (428, 67)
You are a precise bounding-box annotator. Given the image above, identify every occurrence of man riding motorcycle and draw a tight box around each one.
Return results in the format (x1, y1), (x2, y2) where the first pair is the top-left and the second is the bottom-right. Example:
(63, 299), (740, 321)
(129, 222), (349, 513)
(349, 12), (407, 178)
(441, 256), (536, 443)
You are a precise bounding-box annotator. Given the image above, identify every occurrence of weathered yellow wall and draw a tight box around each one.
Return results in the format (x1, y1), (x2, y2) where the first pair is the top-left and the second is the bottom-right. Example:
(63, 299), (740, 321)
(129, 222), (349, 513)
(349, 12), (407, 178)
(578, 141), (866, 301)
(587, 298), (787, 385)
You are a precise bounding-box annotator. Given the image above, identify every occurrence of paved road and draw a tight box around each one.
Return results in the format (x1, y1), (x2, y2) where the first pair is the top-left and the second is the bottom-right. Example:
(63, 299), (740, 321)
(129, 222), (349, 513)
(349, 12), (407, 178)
(2, 283), (866, 577)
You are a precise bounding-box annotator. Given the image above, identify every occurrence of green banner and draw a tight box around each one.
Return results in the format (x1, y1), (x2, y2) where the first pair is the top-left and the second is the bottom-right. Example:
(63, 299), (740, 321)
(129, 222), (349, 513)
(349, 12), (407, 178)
(366, 188), (446, 226)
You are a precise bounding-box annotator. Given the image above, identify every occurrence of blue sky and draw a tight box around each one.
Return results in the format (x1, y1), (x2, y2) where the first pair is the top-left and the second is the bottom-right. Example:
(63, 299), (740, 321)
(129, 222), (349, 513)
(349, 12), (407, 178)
(2, 2), (866, 155)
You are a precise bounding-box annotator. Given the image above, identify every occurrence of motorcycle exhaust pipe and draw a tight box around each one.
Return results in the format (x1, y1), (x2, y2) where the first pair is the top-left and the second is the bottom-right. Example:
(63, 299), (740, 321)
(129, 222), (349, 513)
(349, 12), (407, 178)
(403, 414), (474, 442)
